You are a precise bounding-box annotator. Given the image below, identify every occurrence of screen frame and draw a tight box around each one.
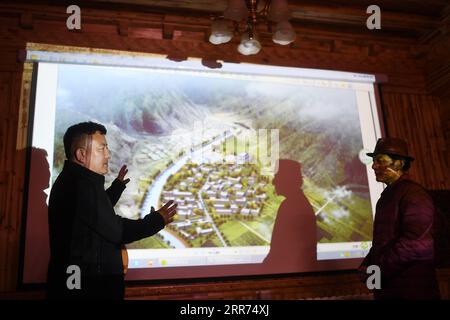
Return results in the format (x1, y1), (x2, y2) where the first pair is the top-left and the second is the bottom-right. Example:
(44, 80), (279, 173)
(18, 49), (387, 287)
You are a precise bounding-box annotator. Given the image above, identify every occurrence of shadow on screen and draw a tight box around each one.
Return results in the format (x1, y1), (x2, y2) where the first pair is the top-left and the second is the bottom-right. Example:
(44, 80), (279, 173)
(261, 159), (317, 273)
(22, 147), (50, 284)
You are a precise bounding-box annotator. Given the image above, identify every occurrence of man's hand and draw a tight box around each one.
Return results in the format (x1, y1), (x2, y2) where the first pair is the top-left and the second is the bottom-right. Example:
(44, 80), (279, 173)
(117, 165), (130, 185)
(152, 200), (177, 225)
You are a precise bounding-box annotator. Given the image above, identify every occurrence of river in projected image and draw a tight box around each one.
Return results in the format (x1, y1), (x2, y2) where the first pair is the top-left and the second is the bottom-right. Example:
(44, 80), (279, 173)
(52, 64), (373, 251)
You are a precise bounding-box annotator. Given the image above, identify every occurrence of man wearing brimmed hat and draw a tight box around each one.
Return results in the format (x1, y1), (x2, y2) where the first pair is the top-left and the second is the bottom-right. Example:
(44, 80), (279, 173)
(366, 137), (415, 185)
(358, 137), (439, 299)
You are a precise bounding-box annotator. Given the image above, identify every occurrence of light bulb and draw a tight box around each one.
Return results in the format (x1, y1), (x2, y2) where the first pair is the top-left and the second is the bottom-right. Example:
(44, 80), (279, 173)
(209, 19), (233, 45)
(238, 32), (262, 55)
(272, 21), (296, 45)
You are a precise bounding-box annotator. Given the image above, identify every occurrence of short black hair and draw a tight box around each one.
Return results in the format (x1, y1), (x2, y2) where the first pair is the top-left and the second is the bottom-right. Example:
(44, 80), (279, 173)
(388, 154), (411, 172)
(63, 122), (107, 160)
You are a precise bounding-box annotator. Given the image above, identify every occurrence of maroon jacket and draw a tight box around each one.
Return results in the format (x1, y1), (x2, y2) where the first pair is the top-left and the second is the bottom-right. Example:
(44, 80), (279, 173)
(361, 175), (439, 299)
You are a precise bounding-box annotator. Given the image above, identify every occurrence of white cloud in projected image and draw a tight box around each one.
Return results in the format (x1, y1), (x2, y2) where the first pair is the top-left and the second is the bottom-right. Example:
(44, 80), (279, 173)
(245, 82), (357, 121)
(52, 63), (373, 250)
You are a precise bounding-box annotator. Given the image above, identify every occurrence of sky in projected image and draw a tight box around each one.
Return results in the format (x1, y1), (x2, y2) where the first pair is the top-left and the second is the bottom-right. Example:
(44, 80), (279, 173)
(53, 64), (373, 251)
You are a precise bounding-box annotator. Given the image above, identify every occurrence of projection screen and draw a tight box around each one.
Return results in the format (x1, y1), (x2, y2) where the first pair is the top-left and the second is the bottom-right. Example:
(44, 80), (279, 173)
(21, 49), (384, 283)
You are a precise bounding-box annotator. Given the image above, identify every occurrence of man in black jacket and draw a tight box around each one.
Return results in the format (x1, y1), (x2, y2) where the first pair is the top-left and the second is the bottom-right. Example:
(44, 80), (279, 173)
(46, 122), (177, 300)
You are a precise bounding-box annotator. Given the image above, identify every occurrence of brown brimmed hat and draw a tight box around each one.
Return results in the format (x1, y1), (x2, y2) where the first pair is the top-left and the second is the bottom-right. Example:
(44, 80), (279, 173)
(366, 137), (415, 161)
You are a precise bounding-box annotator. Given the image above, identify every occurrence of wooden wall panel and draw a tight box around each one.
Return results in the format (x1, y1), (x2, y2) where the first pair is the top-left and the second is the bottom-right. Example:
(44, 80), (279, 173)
(0, 70), (26, 292)
(124, 272), (373, 300)
(440, 96), (450, 166)
(381, 92), (449, 189)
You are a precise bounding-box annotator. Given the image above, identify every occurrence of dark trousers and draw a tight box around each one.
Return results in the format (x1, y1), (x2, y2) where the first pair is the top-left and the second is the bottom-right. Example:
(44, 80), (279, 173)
(374, 261), (440, 300)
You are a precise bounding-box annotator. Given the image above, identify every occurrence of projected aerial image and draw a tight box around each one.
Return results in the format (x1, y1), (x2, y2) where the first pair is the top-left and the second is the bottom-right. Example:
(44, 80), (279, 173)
(52, 64), (373, 251)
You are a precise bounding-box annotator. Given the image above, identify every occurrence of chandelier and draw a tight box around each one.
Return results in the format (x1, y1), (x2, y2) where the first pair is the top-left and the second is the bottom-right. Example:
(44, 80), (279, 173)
(209, 0), (296, 55)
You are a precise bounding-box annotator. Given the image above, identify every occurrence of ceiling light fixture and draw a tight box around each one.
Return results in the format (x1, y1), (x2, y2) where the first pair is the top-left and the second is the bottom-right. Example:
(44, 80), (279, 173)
(209, 0), (296, 55)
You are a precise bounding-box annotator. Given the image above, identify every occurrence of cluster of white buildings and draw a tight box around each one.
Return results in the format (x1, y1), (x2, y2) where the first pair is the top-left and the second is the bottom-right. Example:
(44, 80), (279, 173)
(202, 173), (266, 216)
(135, 143), (173, 164)
(162, 161), (267, 218)
(171, 217), (214, 240)
(161, 189), (199, 217)
(159, 154), (268, 241)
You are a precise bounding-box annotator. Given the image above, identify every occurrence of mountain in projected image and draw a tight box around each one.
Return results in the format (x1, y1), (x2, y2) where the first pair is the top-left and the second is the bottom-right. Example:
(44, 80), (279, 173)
(52, 64), (373, 250)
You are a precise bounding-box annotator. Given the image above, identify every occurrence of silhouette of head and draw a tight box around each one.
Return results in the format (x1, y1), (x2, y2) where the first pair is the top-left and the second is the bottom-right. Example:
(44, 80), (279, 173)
(32, 148), (50, 189)
(272, 159), (303, 197)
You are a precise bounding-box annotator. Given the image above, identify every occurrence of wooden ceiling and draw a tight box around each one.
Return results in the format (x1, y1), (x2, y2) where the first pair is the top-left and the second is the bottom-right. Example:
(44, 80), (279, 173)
(8, 0), (449, 43)
(83, 0), (449, 39)
(91, 0), (449, 16)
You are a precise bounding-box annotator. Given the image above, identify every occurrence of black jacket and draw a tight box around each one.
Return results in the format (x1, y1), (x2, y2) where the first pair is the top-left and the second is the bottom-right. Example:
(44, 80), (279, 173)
(46, 160), (164, 299)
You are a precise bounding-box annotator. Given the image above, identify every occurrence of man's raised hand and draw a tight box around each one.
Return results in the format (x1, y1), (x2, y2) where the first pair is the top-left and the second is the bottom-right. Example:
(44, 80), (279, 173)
(117, 165), (130, 185)
(152, 200), (177, 225)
